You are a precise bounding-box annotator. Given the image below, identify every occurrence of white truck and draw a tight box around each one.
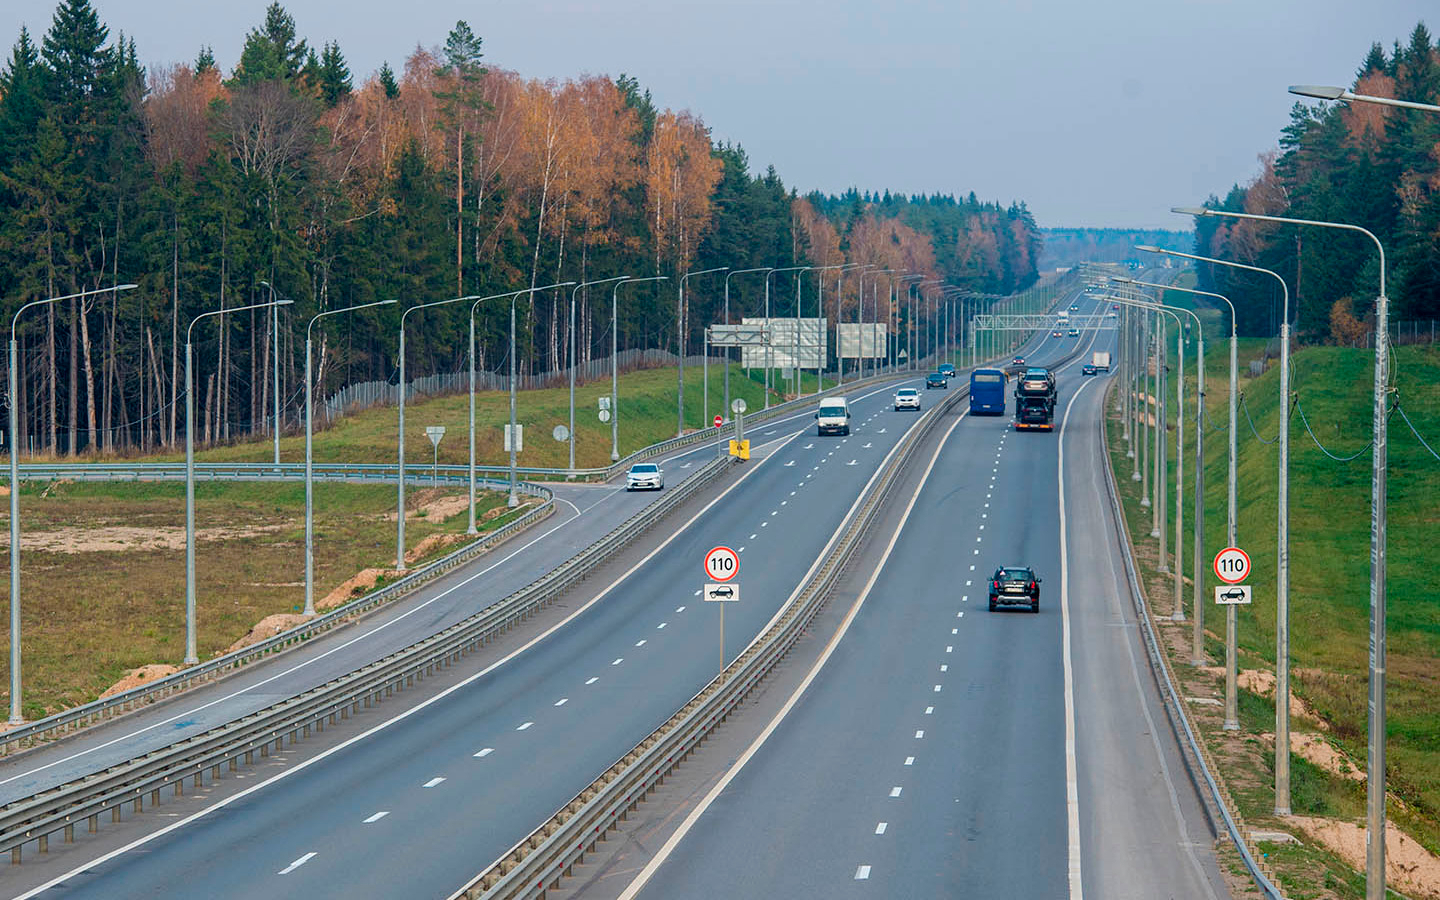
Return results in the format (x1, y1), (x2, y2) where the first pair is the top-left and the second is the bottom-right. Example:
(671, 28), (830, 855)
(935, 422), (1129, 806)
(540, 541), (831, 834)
(1092, 351), (1111, 373)
(815, 396), (851, 436)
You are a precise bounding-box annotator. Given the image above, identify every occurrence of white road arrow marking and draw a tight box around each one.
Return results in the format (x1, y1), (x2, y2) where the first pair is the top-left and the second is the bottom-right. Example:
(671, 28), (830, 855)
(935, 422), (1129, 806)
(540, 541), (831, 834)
(847, 459), (858, 466)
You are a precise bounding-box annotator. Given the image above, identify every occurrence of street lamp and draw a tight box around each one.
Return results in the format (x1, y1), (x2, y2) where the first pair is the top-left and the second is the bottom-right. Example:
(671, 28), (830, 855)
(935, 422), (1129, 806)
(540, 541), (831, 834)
(612, 277), (668, 461)
(186, 294), (293, 664)
(1174, 206), (1388, 878)
(1290, 83), (1440, 112)
(568, 277), (630, 471)
(8, 283), (136, 722)
(304, 298), (395, 615)
(1139, 242), (1297, 815)
(800, 264), (848, 394)
(677, 267), (728, 436)
(762, 266), (808, 408)
(397, 293), (480, 571)
(722, 268), (771, 416)
(256, 281), (285, 467)
(858, 269), (897, 379)
(509, 282), (575, 505)
(837, 264), (871, 386)
(893, 274), (925, 371)
(788, 266), (816, 398)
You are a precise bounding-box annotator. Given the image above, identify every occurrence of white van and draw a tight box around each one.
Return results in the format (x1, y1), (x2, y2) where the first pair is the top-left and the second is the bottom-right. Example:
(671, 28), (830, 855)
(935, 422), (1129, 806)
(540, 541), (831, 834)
(815, 396), (851, 436)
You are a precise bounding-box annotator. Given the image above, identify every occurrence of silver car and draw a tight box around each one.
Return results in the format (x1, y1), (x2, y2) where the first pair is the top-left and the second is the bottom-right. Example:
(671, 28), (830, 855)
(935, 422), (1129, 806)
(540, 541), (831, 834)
(894, 388), (921, 411)
(625, 463), (664, 491)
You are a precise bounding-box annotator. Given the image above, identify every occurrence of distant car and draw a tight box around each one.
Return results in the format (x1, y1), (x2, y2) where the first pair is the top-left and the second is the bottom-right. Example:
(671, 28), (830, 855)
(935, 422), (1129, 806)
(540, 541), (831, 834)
(1012, 356), (1025, 366)
(1051, 330), (1063, 337)
(1067, 328), (1080, 337)
(925, 372), (948, 390)
(1105, 312), (1118, 318)
(894, 387), (921, 410)
(1081, 364), (1097, 376)
(1111, 303), (1120, 310)
(1069, 303), (1080, 311)
(938, 363), (957, 379)
(989, 565), (1042, 613)
(625, 462), (664, 491)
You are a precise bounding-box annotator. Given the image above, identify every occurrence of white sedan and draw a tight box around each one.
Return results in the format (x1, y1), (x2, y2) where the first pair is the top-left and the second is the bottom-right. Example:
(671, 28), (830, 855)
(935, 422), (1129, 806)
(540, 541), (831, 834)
(894, 388), (921, 411)
(625, 462), (664, 491)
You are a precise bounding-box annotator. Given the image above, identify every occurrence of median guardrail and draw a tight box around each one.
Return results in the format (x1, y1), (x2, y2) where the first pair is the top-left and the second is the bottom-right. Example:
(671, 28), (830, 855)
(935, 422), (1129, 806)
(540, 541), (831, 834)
(0, 451), (736, 861)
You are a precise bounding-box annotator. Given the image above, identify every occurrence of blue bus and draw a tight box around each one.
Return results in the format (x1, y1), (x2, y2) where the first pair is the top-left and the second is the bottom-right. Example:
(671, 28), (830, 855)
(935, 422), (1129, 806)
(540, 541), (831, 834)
(970, 368), (1007, 415)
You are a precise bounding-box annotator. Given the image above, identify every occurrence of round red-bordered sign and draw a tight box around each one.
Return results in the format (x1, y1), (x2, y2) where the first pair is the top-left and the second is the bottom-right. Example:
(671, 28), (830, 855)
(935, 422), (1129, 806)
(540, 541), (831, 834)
(1213, 547), (1251, 585)
(714, 414), (724, 428)
(704, 545), (739, 582)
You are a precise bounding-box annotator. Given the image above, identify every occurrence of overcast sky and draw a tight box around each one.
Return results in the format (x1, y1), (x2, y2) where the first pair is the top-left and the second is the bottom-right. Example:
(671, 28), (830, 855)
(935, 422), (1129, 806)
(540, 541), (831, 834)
(3, 0), (1434, 229)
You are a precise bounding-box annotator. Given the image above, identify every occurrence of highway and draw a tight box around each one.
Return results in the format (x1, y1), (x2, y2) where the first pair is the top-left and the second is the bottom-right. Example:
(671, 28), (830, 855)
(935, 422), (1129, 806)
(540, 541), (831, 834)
(614, 301), (1228, 899)
(4, 362), (961, 898)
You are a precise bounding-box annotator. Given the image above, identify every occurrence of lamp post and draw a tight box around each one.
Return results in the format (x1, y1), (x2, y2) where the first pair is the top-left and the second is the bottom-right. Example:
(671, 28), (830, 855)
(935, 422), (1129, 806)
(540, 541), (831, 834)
(8, 283), (136, 722)
(858, 269), (897, 379)
(722, 268), (771, 416)
(1174, 207), (1387, 869)
(612, 277), (668, 461)
(510, 282), (575, 504)
(397, 293), (479, 571)
(677, 267), (728, 436)
(1107, 285), (1207, 663)
(257, 280), (285, 467)
(186, 294), (292, 665)
(1290, 83), (1440, 112)
(837, 264), (871, 385)
(893, 274), (924, 371)
(305, 298), (395, 615)
(1118, 273), (1239, 728)
(568, 277), (630, 471)
(789, 266), (814, 398)
(1139, 242), (1296, 815)
(762, 266), (807, 408)
(803, 264), (847, 394)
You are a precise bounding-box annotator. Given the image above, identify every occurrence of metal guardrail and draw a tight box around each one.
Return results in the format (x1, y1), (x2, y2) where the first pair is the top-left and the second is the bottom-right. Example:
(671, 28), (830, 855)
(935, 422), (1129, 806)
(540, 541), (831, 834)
(0, 454), (736, 861)
(0, 478), (554, 756)
(1098, 390), (1286, 899)
(456, 326), (1099, 899)
(457, 373), (973, 900)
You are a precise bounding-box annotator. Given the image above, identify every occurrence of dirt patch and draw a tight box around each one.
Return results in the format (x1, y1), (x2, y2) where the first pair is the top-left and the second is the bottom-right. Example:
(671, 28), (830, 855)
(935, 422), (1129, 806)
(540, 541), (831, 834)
(99, 664), (180, 699)
(1, 523), (286, 554)
(1286, 732), (1365, 782)
(1198, 666), (1326, 727)
(404, 532), (467, 564)
(317, 568), (392, 611)
(1291, 815), (1440, 899)
(224, 613), (313, 654)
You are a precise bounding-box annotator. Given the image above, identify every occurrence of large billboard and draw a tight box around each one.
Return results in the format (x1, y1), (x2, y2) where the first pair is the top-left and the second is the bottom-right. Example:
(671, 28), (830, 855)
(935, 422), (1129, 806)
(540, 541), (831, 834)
(739, 318), (827, 369)
(837, 323), (887, 360)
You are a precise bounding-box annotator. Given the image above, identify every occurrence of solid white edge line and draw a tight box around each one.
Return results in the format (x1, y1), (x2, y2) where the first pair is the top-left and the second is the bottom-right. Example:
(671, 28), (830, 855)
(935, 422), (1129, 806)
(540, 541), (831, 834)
(614, 409), (968, 900)
(1060, 372), (1097, 900)
(16, 380), (927, 898)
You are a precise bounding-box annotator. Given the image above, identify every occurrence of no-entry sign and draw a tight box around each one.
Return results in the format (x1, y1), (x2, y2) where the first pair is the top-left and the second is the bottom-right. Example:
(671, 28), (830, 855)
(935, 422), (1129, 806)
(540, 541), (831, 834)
(1213, 547), (1251, 584)
(714, 414), (724, 428)
(704, 546), (739, 582)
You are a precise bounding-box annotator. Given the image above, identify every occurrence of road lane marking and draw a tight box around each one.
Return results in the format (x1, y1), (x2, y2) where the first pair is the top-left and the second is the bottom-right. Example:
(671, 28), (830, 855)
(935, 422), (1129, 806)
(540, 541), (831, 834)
(940, 665), (948, 672)
(554, 698), (568, 707)
(279, 852), (316, 874)
(855, 866), (871, 880)
(933, 685), (942, 692)
(611, 658), (623, 666)
(889, 786), (902, 797)
(585, 677), (599, 685)
(914, 730), (924, 739)
(924, 707), (933, 715)
(474, 748), (494, 757)
(904, 757), (914, 766)
(423, 777), (446, 788)
(635, 640), (647, 647)
(363, 811), (389, 824)
(516, 722), (534, 731)
(875, 822), (888, 835)
(946, 646), (953, 653)
(657, 622), (667, 629)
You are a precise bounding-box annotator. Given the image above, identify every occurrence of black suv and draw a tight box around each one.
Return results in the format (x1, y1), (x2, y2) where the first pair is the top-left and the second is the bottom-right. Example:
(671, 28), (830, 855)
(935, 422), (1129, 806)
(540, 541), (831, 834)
(989, 565), (1041, 613)
(925, 372), (947, 389)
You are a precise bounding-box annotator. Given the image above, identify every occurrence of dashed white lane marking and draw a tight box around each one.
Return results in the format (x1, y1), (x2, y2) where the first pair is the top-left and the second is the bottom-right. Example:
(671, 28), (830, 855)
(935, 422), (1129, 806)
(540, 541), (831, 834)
(940, 665), (948, 672)
(889, 786), (903, 798)
(973, 549), (979, 555)
(474, 748), (494, 757)
(657, 622), (667, 629)
(924, 707), (934, 715)
(875, 822), (888, 835)
(961, 595), (968, 602)
(611, 658), (623, 666)
(363, 811), (389, 824)
(952, 628), (958, 634)
(855, 866), (872, 880)
(979, 525), (985, 531)
(946, 646), (953, 653)
(933, 685), (942, 692)
(585, 677), (599, 685)
(904, 757), (915, 766)
(789, 491), (796, 496)
(739, 546), (747, 552)
(770, 510), (778, 516)
(761, 522), (768, 527)
(516, 722), (534, 731)
(749, 534), (757, 539)
(279, 852), (317, 875)
(676, 606), (686, 613)
(423, 777), (446, 787)
(635, 640), (647, 647)
(969, 565), (975, 571)
(914, 730), (925, 739)
(554, 698), (568, 707)
(781, 500), (788, 506)
(694, 589), (702, 596)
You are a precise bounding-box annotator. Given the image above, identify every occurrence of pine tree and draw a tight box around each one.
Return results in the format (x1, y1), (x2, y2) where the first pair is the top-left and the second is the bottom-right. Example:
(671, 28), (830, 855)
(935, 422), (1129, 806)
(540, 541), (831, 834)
(231, 2), (307, 86)
(317, 41), (350, 107)
(0, 27), (46, 171)
(195, 45), (215, 75)
(378, 61), (399, 99)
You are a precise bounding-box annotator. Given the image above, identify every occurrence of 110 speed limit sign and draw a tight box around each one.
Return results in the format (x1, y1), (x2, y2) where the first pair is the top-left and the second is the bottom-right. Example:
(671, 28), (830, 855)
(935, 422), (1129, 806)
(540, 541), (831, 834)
(704, 546), (739, 582)
(1213, 547), (1251, 584)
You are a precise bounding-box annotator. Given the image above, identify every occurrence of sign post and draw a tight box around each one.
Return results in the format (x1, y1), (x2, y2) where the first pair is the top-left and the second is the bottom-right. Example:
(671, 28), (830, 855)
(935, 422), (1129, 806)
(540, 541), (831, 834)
(703, 547), (740, 680)
(425, 426), (446, 484)
(1213, 546), (1250, 731)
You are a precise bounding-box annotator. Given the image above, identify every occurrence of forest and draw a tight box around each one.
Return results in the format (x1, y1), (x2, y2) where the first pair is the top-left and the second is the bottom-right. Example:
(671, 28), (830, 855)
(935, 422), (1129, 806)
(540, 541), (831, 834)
(1192, 22), (1440, 341)
(0, 0), (1040, 457)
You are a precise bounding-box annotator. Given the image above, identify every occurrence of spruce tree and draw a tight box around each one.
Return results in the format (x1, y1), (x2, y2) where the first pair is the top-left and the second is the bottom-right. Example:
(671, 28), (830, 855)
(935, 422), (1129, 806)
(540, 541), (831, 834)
(378, 61), (399, 99)
(317, 41), (350, 107)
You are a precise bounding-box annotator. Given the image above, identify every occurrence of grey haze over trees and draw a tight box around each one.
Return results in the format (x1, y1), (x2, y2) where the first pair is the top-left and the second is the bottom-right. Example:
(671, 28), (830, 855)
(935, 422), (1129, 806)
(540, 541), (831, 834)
(0, 0), (1037, 457)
